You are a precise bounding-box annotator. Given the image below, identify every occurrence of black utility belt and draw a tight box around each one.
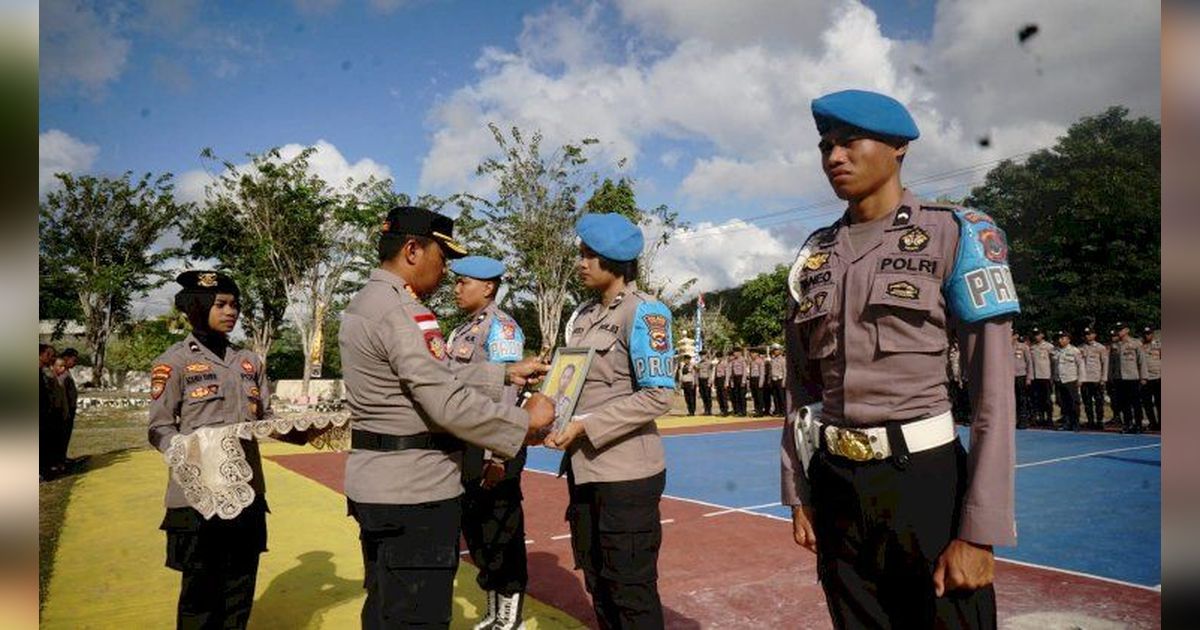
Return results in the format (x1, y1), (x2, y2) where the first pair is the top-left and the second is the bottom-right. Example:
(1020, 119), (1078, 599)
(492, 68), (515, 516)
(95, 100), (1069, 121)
(351, 429), (463, 453)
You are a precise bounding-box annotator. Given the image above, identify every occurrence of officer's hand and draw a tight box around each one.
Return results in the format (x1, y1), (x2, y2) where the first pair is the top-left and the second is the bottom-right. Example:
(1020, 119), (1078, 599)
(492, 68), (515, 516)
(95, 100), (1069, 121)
(546, 420), (586, 450)
(480, 459), (506, 489)
(507, 357), (550, 387)
(791, 505), (817, 553)
(522, 393), (555, 444)
(933, 539), (994, 596)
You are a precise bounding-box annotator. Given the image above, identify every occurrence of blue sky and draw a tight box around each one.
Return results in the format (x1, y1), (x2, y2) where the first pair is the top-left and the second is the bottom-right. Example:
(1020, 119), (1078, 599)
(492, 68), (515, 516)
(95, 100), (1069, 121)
(40, 0), (1158, 304)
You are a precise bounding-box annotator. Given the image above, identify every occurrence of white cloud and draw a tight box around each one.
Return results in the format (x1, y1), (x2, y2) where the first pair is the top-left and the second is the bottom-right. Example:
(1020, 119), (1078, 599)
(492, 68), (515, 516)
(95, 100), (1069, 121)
(40, 0), (131, 94)
(39, 130), (99, 197)
(419, 0), (1159, 290)
(650, 219), (796, 293)
(177, 140), (393, 204)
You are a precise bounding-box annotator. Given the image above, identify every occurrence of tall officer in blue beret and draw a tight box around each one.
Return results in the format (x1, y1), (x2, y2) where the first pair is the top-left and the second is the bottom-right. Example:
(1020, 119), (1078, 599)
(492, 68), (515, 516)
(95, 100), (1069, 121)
(781, 90), (1018, 629)
(447, 256), (532, 630)
(546, 213), (675, 629)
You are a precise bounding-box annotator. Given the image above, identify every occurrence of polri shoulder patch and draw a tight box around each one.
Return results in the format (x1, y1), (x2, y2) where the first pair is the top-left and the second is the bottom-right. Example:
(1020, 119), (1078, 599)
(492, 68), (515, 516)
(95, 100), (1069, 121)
(486, 313), (524, 363)
(630, 300), (675, 389)
(944, 208), (1020, 323)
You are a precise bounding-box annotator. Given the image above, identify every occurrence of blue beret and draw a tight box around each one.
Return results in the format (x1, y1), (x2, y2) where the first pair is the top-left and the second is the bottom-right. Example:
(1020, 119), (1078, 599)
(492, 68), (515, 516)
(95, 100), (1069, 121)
(449, 255), (505, 280)
(811, 89), (919, 141)
(577, 213), (643, 262)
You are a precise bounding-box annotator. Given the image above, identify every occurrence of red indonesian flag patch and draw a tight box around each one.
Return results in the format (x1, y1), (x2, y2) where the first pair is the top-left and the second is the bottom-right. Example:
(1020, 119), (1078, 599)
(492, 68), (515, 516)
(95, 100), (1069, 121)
(414, 313), (446, 360)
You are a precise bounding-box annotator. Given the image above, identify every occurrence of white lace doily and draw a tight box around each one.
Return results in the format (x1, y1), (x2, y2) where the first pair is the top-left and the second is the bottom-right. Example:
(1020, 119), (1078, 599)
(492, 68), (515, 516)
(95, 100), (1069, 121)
(164, 412), (351, 519)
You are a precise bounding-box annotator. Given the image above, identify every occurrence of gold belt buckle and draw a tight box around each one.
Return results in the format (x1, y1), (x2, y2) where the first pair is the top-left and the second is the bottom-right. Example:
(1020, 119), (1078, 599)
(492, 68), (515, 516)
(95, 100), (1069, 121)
(833, 427), (874, 462)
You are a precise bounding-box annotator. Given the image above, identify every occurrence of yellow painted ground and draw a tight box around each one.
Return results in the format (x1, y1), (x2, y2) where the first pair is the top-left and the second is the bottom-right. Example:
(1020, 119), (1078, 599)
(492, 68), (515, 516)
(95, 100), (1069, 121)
(42, 443), (584, 629)
(657, 413), (780, 430)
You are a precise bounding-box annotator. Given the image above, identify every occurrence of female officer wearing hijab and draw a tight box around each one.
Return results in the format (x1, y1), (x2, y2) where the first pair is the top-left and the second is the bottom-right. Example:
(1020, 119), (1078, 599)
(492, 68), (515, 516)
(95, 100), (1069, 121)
(547, 213), (676, 629)
(147, 270), (273, 630)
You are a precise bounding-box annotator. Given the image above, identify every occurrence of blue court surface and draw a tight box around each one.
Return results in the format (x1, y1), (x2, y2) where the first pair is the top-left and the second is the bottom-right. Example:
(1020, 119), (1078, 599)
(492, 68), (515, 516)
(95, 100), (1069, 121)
(527, 426), (1161, 588)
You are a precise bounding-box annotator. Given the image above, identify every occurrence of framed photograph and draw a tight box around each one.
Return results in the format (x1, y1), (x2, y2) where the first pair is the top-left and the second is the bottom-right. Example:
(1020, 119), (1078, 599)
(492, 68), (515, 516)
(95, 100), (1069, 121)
(540, 347), (594, 434)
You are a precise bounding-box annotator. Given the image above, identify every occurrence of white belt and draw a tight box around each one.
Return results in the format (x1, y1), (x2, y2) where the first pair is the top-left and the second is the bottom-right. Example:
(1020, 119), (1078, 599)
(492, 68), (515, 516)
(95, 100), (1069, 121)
(792, 406), (955, 468)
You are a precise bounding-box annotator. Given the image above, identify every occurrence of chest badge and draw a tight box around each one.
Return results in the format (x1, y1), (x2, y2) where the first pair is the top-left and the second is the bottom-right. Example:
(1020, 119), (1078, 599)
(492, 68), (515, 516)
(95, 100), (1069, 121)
(803, 251), (830, 271)
(185, 363), (210, 373)
(241, 359), (256, 375)
(898, 227), (930, 252)
(886, 280), (920, 300)
(797, 291), (827, 315)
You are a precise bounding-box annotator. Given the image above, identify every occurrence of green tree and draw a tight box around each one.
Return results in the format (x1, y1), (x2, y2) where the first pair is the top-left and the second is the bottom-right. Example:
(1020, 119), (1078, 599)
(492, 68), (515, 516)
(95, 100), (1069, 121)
(471, 124), (600, 353)
(39, 172), (186, 386)
(966, 106), (1160, 332)
(105, 314), (187, 386)
(736, 264), (789, 347)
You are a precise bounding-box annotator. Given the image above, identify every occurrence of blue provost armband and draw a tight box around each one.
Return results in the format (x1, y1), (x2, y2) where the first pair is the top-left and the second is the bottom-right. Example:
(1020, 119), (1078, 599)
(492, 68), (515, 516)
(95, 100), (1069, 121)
(944, 209), (1021, 323)
(630, 301), (675, 388)
(485, 316), (524, 363)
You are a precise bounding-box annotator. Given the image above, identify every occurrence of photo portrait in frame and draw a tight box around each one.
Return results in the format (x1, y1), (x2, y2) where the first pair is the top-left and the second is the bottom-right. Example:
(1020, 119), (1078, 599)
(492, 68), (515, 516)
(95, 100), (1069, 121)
(540, 347), (595, 434)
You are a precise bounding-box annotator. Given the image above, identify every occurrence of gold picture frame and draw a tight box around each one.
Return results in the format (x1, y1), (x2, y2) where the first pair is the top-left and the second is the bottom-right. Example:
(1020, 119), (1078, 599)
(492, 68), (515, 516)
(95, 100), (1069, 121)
(540, 347), (595, 434)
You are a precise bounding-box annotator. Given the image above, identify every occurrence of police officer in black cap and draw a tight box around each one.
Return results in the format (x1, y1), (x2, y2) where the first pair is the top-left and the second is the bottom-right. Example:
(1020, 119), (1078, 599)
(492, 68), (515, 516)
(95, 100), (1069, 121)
(148, 270), (276, 630)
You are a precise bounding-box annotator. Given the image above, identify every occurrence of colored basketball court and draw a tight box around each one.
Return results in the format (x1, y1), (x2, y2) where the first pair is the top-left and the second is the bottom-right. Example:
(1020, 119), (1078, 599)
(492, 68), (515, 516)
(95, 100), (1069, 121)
(41, 417), (1160, 628)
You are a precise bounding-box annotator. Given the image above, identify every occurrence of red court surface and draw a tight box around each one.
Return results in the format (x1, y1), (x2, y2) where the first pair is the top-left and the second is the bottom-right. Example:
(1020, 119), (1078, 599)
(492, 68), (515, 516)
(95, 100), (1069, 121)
(270, 449), (1160, 629)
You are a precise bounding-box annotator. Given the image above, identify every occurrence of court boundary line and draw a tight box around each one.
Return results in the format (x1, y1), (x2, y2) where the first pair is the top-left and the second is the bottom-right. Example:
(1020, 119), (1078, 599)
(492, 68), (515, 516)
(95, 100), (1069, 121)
(522, 468), (1161, 594)
(1015, 444), (1161, 469)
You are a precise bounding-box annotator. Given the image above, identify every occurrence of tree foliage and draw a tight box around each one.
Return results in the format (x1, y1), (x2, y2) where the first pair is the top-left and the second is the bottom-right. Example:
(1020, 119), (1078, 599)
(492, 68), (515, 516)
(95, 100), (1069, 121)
(39, 172), (186, 385)
(105, 314), (187, 385)
(966, 106), (1160, 332)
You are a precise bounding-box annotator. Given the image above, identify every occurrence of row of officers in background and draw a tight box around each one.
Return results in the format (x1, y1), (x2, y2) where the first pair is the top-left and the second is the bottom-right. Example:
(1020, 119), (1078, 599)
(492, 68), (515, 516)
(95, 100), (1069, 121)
(673, 347), (787, 417)
(1009, 322), (1161, 433)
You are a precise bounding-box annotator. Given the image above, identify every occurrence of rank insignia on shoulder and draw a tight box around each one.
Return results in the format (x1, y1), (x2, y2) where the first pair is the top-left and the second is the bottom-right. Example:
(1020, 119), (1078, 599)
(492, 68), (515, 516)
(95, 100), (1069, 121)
(428, 335), (447, 360)
(898, 227), (930, 252)
(886, 280), (920, 300)
(186, 363), (210, 373)
(893, 206), (912, 226)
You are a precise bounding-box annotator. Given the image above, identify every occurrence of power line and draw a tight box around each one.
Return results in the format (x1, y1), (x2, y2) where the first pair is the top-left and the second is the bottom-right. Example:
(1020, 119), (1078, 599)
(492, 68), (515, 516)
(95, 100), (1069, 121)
(670, 148), (1038, 242)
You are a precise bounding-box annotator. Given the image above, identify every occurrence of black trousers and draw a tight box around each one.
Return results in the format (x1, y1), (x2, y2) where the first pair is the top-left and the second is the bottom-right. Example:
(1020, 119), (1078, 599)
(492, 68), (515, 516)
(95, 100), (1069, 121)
(697, 379), (712, 415)
(1055, 382), (1081, 431)
(1029, 379), (1052, 425)
(809, 442), (996, 630)
(1114, 380), (1144, 431)
(714, 378), (728, 415)
(161, 499), (267, 630)
(1013, 378), (1029, 427)
(350, 497), (461, 629)
(462, 478), (527, 595)
(567, 469), (666, 630)
(1080, 382), (1105, 426)
(731, 380), (747, 415)
(681, 382), (696, 415)
(1141, 379), (1160, 428)
(749, 381), (763, 415)
(771, 380), (786, 417)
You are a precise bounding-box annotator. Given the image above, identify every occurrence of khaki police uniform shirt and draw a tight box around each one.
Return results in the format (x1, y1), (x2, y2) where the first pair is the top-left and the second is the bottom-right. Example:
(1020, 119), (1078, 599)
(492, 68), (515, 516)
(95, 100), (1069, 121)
(1030, 340), (1054, 379)
(729, 356), (747, 385)
(697, 358), (713, 381)
(565, 288), (673, 484)
(676, 361), (696, 385)
(1113, 338), (1149, 381)
(780, 191), (1016, 546)
(714, 359), (729, 381)
(1052, 345), (1085, 383)
(1012, 342), (1032, 379)
(770, 354), (787, 382)
(339, 268), (528, 505)
(1079, 341), (1108, 383)
(1144, 338), (1161, 380)
(448, 302), (522, 405)
(148, 335), (271, 509)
